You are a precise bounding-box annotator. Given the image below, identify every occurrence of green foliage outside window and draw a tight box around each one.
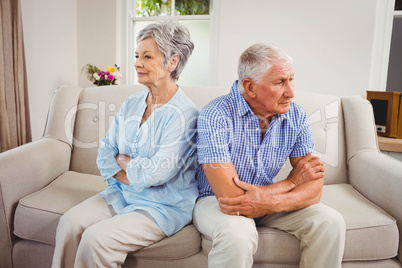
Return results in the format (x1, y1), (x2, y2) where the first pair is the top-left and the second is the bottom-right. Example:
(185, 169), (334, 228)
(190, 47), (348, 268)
(136, 0), (210, 17)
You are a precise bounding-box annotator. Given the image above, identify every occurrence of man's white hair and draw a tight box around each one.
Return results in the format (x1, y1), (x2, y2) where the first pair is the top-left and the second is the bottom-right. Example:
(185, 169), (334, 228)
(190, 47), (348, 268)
(238, 43), (292, 93)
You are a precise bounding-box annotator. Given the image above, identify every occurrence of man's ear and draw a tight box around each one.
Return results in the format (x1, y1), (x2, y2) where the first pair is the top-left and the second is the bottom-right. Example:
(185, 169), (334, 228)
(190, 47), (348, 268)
(242, 78), (257, 98)
(168, 54), (180, 72)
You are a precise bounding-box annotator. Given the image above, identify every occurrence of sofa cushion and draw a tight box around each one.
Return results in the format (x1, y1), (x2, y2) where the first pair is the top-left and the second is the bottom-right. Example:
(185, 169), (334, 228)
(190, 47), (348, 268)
(321, 184), (398, 261)
(201, 184), (398, 263)
(130, 224), (201, 260)
(70, 86), (145, 176)
(14, 171), (107, 245)
(13, 171), (202, 260)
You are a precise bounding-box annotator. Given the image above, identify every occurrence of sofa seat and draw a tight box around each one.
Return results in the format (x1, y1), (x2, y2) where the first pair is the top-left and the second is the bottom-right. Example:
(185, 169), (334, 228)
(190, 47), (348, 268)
(14, 169), (398, 265)
(13, 171), (107, 245)
(201, 184), (398, 264)
(13, 171), (202, 261)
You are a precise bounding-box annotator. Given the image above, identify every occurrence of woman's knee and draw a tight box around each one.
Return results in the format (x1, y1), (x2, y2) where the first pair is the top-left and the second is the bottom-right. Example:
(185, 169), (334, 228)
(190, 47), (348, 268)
(57, 207), (84, 235)
(78, 224), (107, 254)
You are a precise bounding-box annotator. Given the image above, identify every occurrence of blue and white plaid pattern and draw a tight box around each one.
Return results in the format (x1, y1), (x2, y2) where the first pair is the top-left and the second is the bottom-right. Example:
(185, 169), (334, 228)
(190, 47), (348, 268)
(196, 81), (315, 198)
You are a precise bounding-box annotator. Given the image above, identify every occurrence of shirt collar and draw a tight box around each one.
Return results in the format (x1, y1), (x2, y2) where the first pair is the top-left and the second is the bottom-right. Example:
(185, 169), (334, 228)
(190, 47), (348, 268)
(231, 80), (290, 122)
(231, 81), (252, 117)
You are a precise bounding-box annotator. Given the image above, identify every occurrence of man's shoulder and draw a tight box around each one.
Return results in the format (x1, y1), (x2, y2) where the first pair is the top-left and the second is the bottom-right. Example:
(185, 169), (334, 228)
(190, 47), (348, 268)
(287, 102), (309, 120)
(282, 102), (311, 131)
(199, 92), (234, 118)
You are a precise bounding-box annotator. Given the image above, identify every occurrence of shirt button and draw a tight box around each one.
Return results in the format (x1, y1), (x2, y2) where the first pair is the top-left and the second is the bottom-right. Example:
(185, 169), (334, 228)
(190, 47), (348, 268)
(257, 174), (260, 178)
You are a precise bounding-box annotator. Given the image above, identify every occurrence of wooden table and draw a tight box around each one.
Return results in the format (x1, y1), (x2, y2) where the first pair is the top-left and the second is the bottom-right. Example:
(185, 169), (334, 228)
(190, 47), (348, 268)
(377, 136), (402, 153)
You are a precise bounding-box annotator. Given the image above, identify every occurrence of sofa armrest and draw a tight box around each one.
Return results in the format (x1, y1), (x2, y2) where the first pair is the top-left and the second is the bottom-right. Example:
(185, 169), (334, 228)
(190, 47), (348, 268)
(342, 95), (402, 261)
(0, 138), (71, 267)
(44, 85), (83, 147)
(348, 151), (402, 261)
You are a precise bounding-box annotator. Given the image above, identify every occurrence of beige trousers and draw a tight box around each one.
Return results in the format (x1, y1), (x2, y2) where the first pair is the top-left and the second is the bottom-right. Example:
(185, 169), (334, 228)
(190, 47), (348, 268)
(193, 196), (346, 268)
(52, 195), (166, 268)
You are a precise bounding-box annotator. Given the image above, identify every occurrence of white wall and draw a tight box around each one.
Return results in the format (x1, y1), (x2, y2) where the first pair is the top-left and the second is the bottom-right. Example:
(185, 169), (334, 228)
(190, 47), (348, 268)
(20, 0), (394, 141)
(21, 0), (78, 141)
(77, 0), (117, 88)
(21, 0), (119, 141)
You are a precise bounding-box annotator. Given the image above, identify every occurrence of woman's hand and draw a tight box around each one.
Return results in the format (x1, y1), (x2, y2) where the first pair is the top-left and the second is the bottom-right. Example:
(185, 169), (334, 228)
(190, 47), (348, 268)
(116, 154), (132, 172)
(114, 170), (130, 185)
(113, 154), (132, 185)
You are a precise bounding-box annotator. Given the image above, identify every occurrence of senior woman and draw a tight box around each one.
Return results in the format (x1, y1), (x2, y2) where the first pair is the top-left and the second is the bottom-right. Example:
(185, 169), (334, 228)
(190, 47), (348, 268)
(52, 21), (199, 268)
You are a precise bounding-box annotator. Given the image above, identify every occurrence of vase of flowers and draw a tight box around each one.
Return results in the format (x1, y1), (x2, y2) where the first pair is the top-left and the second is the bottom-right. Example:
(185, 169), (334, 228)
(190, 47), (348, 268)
(82, 64), (121, 86)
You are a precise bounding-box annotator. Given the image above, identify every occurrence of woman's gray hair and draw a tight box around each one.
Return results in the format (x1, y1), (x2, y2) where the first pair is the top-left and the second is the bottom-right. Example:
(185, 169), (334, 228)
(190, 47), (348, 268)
(238, 43), (292, 93)
(136, 21), (194, 81)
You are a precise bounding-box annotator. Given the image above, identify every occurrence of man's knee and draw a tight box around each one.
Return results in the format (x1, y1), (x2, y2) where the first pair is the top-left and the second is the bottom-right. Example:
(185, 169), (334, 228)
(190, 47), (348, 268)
(214, 218), (258, 253)
(310, 204), (346, 242)
(323, 208), (346, 239)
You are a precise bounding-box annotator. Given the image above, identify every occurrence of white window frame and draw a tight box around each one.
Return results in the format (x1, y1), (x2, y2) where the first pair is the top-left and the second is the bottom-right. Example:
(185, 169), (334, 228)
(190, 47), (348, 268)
(126, 0), (217, 86)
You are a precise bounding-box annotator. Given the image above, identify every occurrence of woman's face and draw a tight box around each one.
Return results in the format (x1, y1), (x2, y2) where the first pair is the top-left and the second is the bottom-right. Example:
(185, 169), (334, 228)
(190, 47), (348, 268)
(135, 38), (171, 87)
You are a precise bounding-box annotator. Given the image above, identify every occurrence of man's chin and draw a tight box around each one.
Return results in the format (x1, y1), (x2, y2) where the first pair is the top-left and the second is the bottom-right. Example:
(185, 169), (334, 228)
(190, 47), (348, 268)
(278, 105), (291, 114)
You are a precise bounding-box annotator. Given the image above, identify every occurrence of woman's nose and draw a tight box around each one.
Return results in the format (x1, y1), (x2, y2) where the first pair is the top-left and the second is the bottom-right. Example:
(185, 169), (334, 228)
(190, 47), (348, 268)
(134, 58), (143, 69)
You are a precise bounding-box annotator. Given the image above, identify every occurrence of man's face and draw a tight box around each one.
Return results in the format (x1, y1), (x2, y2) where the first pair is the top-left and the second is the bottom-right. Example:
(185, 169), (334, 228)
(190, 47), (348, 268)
(253, 61), (295, 118)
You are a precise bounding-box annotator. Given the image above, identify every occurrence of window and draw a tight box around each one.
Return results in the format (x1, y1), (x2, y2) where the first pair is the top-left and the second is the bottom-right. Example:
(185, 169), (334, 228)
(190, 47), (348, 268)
(128, 0), (212, 86)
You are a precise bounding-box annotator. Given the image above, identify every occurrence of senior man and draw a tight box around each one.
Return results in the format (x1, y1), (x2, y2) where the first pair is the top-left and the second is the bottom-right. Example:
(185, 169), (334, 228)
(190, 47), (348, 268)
(194, 43), (346, 268)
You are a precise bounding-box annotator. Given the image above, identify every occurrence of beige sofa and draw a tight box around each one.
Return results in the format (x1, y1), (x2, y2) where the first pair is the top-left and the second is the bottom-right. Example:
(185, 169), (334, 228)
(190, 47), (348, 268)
(1, 84), (402, 268)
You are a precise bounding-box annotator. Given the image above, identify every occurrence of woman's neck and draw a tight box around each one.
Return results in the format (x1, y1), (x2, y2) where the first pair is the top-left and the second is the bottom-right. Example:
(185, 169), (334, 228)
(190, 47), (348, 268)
(147, 81), (178, 107)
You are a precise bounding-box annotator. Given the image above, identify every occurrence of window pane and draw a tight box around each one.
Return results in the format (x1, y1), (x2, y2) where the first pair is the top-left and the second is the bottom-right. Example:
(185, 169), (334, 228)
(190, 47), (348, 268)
(136, 0), (172, 17)
(132, 20), (210, 86)
(175, 0), (210, 15)
(396, 0), (402, 10)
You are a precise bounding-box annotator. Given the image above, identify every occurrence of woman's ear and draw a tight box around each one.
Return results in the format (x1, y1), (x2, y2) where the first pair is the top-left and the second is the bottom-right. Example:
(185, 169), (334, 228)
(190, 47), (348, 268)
(168, 54), (180, 72)
(242, 78), (257, 98)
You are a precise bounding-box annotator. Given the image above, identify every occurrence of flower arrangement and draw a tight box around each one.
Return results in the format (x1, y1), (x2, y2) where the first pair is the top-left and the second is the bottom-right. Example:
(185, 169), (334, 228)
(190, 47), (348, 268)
(82, 64), (121, 86)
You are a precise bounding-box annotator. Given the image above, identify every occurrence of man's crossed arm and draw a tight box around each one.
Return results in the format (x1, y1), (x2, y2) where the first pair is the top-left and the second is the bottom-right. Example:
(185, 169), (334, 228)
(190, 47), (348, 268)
(203, 153), (324, 218)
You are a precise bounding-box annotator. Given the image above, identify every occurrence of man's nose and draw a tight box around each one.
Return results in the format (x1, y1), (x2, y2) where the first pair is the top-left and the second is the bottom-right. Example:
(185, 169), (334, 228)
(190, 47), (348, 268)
(284, 81), (295, 98)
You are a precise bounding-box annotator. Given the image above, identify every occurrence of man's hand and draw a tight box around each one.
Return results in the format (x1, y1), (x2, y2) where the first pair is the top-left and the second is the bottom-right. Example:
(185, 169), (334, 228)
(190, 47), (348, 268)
(287, 153), (324, 186)
(218, 177), (279, 218)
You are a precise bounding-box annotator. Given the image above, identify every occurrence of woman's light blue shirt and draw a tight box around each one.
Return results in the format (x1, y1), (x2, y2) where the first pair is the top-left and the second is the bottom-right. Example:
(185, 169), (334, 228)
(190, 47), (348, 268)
(96, 88), (199, 236)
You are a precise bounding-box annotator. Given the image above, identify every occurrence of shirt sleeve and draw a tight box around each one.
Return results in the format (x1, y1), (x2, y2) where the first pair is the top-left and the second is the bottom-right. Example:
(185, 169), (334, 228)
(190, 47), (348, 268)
(96, 100), (126, 183)
(125, 107), (199, 192)
(289, 109), (315, 158)
(197, 103), (232, 164)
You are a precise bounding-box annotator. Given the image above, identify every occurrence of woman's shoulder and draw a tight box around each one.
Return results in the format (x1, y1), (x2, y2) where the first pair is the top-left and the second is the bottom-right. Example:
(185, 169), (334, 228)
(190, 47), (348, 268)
(170, 88), (199, 114)
(125, 90), (148, 103)
(115, 90), (148, 114)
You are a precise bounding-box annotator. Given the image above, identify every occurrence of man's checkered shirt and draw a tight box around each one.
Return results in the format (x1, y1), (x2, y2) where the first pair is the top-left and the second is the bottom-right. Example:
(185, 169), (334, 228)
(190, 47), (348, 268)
(196, 81), (315, 198)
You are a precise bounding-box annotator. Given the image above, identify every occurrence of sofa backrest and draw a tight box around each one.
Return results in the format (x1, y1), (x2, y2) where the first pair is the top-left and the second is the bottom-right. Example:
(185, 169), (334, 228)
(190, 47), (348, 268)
(69, 85), (227, 175)
(276, 91), (348, 184)
(69, 85), (347, 184)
